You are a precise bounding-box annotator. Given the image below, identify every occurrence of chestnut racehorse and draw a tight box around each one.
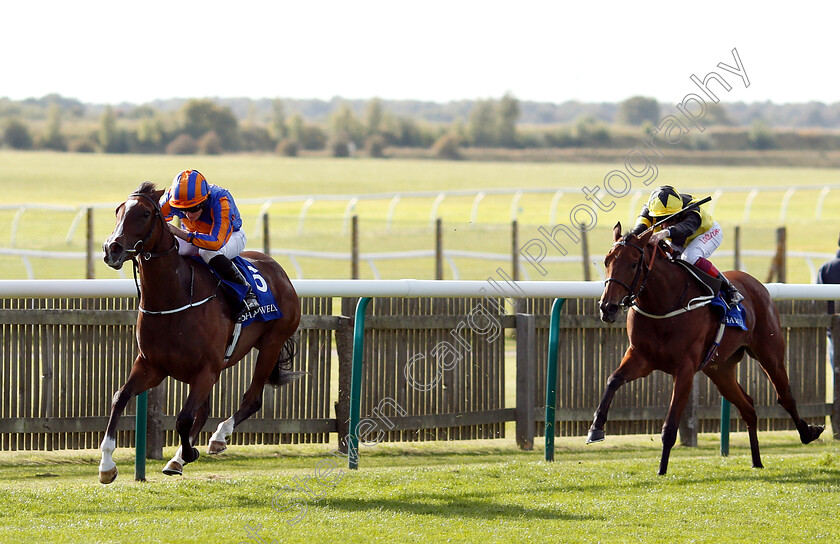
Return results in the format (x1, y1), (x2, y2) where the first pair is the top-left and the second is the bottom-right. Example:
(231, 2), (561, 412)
(99, 182), (301, 483)
(593, 222), (823, 475)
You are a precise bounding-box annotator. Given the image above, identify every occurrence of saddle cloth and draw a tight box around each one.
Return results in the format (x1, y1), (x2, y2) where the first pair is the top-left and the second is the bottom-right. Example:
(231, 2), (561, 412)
(198, 256), (284, 326)
(709, 294), (748, 330)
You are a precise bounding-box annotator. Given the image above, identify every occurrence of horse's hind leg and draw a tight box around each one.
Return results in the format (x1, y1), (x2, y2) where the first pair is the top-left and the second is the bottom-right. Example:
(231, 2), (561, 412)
(99, 356), (164, 484)
(588, 347), (653, 444)
(209, 337), (290, 454)
(749, 342), (825, 444)
(703, 362), (763, 469)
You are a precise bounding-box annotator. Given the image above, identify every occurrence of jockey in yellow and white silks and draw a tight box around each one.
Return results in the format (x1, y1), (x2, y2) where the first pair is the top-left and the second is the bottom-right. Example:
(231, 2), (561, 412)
(630, 185), (744, 307)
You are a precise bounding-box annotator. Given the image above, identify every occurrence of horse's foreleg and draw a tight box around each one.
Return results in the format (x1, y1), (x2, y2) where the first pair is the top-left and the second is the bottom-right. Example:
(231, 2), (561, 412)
(190, 398), (211, 445)
(587, 373), (626, 443)
(163, 371), (217, 476)
(658, 366), (695, 476)
(163, 397), (212, 475)
(588, 347), (652, 444)
(99, 357), (163, 484)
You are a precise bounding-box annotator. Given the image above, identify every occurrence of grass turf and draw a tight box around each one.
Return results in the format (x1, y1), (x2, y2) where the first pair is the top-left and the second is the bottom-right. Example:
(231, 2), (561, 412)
(0, 432), (837, 543)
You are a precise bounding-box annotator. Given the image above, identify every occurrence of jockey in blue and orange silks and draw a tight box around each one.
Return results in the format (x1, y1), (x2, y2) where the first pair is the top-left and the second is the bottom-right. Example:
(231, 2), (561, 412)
(630, 185), (744, 308)
(160, 169), (259, 318)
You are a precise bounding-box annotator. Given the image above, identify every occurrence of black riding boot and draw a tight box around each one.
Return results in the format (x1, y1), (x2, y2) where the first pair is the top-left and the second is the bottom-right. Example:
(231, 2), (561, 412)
(719, 272), (744, 308)
(208, 255), (259, 320)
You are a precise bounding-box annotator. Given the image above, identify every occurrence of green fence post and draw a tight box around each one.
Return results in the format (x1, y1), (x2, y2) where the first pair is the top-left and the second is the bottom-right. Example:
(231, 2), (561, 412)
(135, 391), (147, 481)
(720, 397), (731, 457)
(348, 297), (371, 470)
(545, 298), (566, 462)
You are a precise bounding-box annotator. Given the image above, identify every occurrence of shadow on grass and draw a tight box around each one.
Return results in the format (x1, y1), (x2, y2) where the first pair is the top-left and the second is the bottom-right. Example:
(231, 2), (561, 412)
(320, 493), (602, 522)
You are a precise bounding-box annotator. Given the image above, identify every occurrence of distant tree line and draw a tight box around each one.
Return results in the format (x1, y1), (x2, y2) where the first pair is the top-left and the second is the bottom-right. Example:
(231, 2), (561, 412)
(2, 93), (840, 158)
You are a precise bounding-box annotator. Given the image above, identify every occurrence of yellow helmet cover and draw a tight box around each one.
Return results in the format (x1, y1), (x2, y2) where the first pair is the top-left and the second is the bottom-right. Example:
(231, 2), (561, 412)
(647, 186), (683, 217)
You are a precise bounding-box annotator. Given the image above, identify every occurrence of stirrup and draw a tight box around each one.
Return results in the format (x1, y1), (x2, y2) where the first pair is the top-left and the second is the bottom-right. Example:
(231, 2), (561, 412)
(721, 286), (744, 308)
(234, 292), (260, 322)
(243, 291), (259, 310)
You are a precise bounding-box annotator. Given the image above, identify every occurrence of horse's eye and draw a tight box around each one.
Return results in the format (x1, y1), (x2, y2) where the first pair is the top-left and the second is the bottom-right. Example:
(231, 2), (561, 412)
(142, 210), (151, 218)
(630, 262), (638, 270)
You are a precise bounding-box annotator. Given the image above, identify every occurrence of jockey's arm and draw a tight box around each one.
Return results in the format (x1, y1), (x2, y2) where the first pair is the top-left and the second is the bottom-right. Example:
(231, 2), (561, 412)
(665, 211), (702, 246)
(182, 198), (233, 251)
(167, 222), (191, 242)
(629, 207), (653, 236)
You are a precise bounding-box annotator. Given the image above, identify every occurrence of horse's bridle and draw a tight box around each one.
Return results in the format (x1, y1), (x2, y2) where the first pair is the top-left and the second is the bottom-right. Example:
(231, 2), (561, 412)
(120, 191), (180, 303)
(603, 239), (653, 309)
(124, 192), (178, 261)
(120, 191), (220, 315)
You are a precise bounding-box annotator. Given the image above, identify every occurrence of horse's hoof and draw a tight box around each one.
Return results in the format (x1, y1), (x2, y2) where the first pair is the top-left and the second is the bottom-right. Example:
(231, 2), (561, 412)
(99, 467), (118, 484)
(207, 441), (227, 455)
(802, 425), (825, 444)
(586, 429), (605, 444)
(162, 461), (183, 476)
(182, 446), (200, 464)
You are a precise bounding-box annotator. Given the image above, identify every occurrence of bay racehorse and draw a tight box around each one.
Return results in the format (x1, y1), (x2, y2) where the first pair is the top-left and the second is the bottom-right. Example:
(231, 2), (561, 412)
(99, 182), (301, 483)
(592, 222), (823, 475)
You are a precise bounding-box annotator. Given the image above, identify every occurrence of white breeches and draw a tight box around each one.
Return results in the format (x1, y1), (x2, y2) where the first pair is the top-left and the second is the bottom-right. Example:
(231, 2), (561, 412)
(679, 221), (723, 265)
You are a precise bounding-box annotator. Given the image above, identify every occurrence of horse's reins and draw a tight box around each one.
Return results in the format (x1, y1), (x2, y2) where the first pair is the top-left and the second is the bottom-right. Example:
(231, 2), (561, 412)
(629, 254), (716, 319)
(605, 236), (716, 318)
(125, 192), (219, 315)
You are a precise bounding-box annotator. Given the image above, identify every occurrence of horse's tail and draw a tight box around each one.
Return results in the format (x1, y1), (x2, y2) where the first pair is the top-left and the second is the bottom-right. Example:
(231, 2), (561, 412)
(268, 335), (305, 387)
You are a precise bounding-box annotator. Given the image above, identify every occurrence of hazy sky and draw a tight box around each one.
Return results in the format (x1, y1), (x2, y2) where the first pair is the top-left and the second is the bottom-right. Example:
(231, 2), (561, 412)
(1, 1), (835, 105)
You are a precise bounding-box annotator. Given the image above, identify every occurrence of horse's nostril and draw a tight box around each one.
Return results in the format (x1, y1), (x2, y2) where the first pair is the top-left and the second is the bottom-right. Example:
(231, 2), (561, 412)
(599, 301), (619, 316)
(108, 242), (123, 254)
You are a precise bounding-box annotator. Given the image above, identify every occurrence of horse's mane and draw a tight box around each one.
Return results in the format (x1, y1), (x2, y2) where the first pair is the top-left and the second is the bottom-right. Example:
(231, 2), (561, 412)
(619, 231), (640, 244)
(134, 181), (158, 195)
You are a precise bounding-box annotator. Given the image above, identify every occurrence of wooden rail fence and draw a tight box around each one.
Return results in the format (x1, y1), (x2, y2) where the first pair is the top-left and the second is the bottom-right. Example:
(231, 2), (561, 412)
(0, 295), (835, 456)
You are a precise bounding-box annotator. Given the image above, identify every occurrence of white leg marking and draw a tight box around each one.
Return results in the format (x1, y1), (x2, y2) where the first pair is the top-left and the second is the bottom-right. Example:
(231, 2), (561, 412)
(99, 436), (116, 472)
(210, 417), (235, 444)
(168, 445), (185, 466)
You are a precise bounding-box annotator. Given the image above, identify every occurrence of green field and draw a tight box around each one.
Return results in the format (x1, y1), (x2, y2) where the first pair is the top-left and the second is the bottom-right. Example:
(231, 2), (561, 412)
(0, 433), (837, 544)
(2, 151), (840, 543)
(1, 150), (840, 282)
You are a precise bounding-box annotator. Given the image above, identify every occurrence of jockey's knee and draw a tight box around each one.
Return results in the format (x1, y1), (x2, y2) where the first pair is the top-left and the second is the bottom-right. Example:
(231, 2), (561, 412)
(199, 249), (223, 264)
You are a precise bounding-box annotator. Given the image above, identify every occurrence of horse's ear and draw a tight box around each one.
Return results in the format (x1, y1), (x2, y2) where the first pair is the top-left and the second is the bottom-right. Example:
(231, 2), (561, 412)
(613, 222), (622, 242)
(154, 189), (164, 201)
